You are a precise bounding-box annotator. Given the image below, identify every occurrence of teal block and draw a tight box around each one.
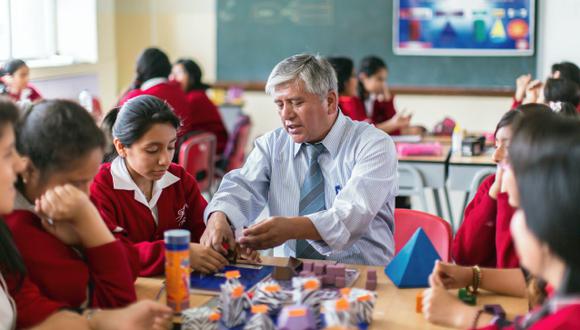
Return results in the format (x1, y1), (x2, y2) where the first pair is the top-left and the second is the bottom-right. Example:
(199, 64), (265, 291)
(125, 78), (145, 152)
(384, 228), (441, 288)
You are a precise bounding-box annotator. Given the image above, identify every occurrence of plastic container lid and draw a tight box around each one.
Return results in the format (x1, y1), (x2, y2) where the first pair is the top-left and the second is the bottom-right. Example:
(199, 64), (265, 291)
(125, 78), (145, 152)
(164, 229), (190, 245)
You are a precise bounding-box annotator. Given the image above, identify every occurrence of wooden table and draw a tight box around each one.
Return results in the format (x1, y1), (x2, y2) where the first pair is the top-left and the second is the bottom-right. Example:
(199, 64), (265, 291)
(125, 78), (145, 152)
(136, 257), (528, 329)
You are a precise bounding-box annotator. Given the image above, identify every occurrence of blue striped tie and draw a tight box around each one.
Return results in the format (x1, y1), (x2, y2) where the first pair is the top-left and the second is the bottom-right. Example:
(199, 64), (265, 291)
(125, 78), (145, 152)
(296, 143), (326, 259)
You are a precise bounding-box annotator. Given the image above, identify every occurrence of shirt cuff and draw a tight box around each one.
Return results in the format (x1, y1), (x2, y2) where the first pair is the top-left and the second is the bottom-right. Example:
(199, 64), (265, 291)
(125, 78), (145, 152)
(204, 201), (248, 229)
(307, 210), (350, 253)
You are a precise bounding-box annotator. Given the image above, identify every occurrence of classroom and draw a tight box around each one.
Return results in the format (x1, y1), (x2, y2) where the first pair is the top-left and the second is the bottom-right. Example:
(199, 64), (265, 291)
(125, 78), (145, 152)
(1, 0), (579, 329)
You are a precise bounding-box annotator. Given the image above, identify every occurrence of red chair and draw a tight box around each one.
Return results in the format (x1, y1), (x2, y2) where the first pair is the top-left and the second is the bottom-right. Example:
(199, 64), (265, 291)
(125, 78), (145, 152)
(218, 115), (252, 173)
(178, 132), (217, 195)
(394, 208), (452, 261)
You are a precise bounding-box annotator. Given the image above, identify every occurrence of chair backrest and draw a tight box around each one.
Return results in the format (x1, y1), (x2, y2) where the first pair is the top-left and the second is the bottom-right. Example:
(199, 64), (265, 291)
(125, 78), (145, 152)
(225, 115), (252, 171)
(178, 132), (217, 193)
(394, 208), (452, 261)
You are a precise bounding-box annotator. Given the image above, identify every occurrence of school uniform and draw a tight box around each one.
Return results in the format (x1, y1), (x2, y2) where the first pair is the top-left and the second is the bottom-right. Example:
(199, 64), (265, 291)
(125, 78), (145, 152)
(511, 97), (580, 113)
(0, 80), (42, 103)
(184, 89), (229, 155)
(478, 296), (580, 329)
(364, 94), (401, 136)
(118, 78), (191, 137)
(338, 95), (368, 122)
(453, 174), (519, 268)
(90, 157), (207, 276)
(4, 192), (138, 314)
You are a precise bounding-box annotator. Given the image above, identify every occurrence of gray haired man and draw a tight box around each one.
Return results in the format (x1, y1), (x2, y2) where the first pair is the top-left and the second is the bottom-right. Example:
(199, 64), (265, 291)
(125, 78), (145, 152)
(200, 54), (398, 265)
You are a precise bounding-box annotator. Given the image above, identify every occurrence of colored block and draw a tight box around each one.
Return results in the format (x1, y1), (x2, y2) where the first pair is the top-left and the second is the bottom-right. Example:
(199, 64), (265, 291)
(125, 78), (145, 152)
(458, 288), (477, 306)
(384, 228), (441, 288)
(335, 276), (345, 288)
(302, 261), (313, 272)
(416, 292), (423, 313)
(273, 266), (295, 281)
(365, 279), (377, 291)
(299, 271), (313, 277)
(367, 269), (377, 281)
(313, 263), (324, 275)
(277, 305), (316, 330)
(322, 274), (335, 286)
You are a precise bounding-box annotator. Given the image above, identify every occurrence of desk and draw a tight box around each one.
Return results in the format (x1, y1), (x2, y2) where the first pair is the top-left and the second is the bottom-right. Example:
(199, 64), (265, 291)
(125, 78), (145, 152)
(447, 152), (496, 228)
(136, 257), (528, 329)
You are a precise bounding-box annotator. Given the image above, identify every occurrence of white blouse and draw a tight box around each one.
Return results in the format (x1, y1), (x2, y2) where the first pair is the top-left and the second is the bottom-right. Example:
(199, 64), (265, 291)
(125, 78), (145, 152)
(0, 272), (15, 330)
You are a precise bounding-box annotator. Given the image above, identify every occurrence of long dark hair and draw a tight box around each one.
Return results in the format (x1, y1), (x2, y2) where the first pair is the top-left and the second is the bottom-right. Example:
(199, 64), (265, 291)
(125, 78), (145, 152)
(0, 59), (26, 77)
(543, 78), (580, 106)
(17, 100), (106, 183)
(0, 98), (26, 282)
(101, 108), (120, 163)
(175, 58), (210, 92)
(327, 57), (354, 95)
(510, 111), (580, 294)
(108, 95), (180, 159)
(494, 103), (552, 137)
(130, 47), (172, 90)
(357, 56), (387, 101)
(551, 61), (580, 86)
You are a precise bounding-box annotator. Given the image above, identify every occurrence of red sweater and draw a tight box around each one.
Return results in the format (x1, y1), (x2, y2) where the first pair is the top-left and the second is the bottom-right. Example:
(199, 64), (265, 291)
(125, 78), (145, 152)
(0, 83), (42, 103)
(453, 174), (519, 268)
(339, 95), (401, 135)
(478, 303), (580, 330)
(119, 81), (191, 137)
(184, 90), (229, 155)
(4, 210), (137, 312)
(5, 275), (65, 329)
(90, 162), (207, 276)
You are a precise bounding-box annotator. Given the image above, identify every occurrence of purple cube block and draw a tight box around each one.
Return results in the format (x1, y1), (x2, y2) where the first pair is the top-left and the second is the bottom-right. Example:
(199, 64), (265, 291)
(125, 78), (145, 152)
(302, 261), (313, 272)
(365, 279), (377, 291)
(299, 270), (312, 277)
(367, 269), (377, 281)
(277, 305), (316, 330)
(313, 263), (324, 275)
(322, 274), (335, 286)
(484, 304), (506, 318)
(334, 264), (346, 278)
(335, 276), (346, 288)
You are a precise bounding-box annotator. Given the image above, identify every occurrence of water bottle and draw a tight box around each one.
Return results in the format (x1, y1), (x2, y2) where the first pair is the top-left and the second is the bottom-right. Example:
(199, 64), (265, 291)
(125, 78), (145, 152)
(78, 90), (93, 113)
(452, 124), (464, 155)
(165, 229), (190, 313)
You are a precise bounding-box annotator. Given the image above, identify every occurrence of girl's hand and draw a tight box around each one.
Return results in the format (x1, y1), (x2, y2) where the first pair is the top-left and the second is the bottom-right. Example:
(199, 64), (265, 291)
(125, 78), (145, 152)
(377, 83), (392, 102)
(189, 243), (229, 274)
(523, 79), (543, 104)
(515, 74), (532, 102)
(423, 263), (479, 328)
(89, 300), (173, 330)
(432, 261), (472, 289)
(488, 165), (504, 200)
(35, 185), (94, 224)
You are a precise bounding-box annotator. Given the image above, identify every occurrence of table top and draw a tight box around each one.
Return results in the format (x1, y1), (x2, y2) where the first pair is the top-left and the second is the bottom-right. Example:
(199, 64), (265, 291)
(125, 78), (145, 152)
(449, 151), (496, 166)
(135, 257), (528, 329)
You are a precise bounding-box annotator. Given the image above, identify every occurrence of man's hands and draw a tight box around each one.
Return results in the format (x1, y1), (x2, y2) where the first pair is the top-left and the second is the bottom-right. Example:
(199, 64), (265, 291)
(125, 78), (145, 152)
(200, 212), (235, 255)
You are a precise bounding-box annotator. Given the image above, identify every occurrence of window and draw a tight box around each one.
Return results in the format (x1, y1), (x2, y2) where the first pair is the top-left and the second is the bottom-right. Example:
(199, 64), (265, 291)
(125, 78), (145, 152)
(0, 0), (98, 66)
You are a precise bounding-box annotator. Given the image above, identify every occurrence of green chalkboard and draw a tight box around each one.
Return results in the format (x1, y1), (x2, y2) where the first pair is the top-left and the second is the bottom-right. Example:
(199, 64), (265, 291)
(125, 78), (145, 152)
(217, 0), (536, 89)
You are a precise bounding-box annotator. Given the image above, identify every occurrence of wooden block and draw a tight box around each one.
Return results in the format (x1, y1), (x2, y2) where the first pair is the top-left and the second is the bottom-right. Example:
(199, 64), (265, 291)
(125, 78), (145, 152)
(302, 261), (313, 272)
(335, 276), (346, 288)
(416, 292), (423, 313)
(365, 279), (377, 291)
(313, 263), (325, 275)
(367, 269), (377, 281)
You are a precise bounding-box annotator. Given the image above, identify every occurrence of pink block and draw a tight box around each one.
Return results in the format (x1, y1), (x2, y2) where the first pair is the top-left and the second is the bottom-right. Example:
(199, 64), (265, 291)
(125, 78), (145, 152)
(367, 269), (377, 281)
(299, 271), (313, 277)
(335, 276), (345, 288)
(365, 279), (377, 291)
(302, 261), (313, 272)
(313, 263), (324, 275)
(323, 274), (335, 286)
(334, 264), (345, 278)
(396, 142), (442, 157)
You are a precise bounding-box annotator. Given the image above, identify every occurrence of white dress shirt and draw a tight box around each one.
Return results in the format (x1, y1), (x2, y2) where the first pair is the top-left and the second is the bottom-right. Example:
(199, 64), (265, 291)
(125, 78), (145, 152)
(205, 112), (398, 265)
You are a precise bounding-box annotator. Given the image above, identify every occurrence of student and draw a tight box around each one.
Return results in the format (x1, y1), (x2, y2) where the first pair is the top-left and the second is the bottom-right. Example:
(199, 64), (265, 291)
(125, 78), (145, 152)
(358, 55), (411, 135)
(118, 47), (191, 138)
(543, 78), (580, 107)
(453, 104), (556, 269)
(423, 111), (580, 329)
(0, 98), (172, 330)
(512, 61), (580, 111)
(171, 58), (229, 155)
(327, 57), (368, 122)
(0, 59), (42, 104)
(91, 95), (228, 276)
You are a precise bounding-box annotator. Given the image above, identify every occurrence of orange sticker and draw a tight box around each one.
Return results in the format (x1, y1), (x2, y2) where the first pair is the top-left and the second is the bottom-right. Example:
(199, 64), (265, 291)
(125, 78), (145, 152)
(339, 288), (351, 296)
(265, 284), (281, 293)
(289, 308), (307, 317)
(225, 270), (241, 279)
(251, 304), (269, 314)
(209, 312), (221, 321)
(336, 298), (350, 311)
(231, 285), (245, 298)
(304, 279), (320, 290)
(357, 294), (371, 302)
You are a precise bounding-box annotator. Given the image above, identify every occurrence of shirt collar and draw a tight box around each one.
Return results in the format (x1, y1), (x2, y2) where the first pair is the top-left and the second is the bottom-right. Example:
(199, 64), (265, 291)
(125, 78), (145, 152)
(141, 77), (168, 91)
(110, 156), (180, 209)
(293, 111), (347, 159)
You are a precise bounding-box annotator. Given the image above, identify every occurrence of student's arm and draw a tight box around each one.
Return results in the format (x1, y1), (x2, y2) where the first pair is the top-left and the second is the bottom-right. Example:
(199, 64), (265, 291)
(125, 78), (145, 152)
(452, 175), (498, 267)
(495, 192), (519, 268)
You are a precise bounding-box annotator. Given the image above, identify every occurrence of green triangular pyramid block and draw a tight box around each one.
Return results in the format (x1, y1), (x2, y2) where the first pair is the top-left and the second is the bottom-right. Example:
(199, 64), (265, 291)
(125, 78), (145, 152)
(384, 228), (441, 288)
